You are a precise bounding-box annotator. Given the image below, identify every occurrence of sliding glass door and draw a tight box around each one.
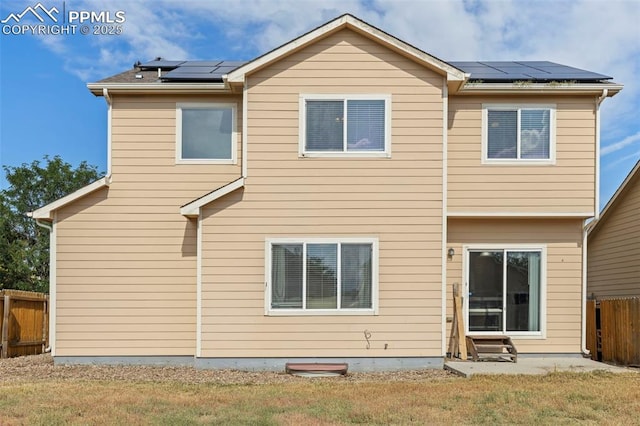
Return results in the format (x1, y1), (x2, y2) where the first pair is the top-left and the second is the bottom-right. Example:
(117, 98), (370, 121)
(467, 248), (542, 334)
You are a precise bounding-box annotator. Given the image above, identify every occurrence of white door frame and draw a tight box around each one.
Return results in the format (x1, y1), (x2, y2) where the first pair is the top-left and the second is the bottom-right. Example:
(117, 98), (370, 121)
(463, 244), (547, 339)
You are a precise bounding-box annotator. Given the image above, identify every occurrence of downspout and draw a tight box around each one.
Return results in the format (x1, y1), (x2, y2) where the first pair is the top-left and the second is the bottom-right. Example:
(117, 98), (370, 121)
(34, 218), (53, 353)
(195, 211), (202, 358)
(103, 88), (113, 181)
(242, 80), (248, 179)
(34, 218), (52, 232)
(582, 88), (608, 357)
(441, 80), (448, 356)
(581, 224), (589, 357)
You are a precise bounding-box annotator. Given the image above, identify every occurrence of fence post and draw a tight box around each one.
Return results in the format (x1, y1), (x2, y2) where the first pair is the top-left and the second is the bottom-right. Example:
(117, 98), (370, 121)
(42, 296), (49, 353)
(585, 300), (596, 360)
(1, 294), (10, 359)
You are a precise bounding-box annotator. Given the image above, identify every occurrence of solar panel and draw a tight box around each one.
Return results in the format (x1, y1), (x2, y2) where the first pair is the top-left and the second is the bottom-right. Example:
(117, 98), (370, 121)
(162, 74), (220, 81)
(212, 65), (239, 74)
(159, 60), (249, 82)
(449, 61), (612, 82)
(213, 61), (248, 68)
(165, 66), (219, 75)
(181, 61), (223, 67)
(138, 60), (185, 70)
(135, 59), (611, 84)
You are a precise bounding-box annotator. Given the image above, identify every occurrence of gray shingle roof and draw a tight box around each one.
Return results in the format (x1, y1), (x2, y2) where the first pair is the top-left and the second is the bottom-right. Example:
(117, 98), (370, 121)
(97, 68), (160, 84)
(96, 59), (612, 84)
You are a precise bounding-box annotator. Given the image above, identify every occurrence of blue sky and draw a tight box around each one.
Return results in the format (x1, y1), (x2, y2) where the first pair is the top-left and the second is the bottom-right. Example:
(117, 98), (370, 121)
(1, 0), (639, 210)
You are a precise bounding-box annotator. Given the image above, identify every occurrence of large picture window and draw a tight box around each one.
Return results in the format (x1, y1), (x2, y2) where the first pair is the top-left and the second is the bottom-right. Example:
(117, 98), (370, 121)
(267, 239), (378, 315)
(466, 247), (545, 336)
(176, 103), (236, 163)
(483, 105), (555, 163)
(300, 95), (391, 157)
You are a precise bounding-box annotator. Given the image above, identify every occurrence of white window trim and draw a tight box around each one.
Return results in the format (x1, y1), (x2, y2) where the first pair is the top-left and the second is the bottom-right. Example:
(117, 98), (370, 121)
(176, 102), (238, 165)
(265, 237), (379, 316)
(463, 244), (547, 339)
(481, 104), (556, 165)
(299, 94), (392, 158)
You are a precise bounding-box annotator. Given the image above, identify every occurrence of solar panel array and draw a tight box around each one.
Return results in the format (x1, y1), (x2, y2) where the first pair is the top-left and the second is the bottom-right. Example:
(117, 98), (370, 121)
(449, 61), (612, 82)
(137, 59), (611, 83)
(138, 60), (248, 82)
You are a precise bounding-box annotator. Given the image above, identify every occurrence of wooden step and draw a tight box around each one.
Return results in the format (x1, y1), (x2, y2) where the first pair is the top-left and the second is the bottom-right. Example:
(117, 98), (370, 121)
(474, 344), (514, 352)
(466, 335), (518, 363)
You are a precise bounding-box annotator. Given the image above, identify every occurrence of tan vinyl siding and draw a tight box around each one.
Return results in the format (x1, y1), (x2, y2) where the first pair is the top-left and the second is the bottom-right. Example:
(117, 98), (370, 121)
(201, 28), (445, 358)
(588, 172), (640, 298)
(447, 218), (584, 353)
(54, 94), (242, 356)
(447, 96), (596, 214)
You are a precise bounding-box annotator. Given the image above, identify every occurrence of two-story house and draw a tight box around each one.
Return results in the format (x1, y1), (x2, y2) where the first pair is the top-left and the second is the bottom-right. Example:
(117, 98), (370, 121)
(30, 15), (621, 370)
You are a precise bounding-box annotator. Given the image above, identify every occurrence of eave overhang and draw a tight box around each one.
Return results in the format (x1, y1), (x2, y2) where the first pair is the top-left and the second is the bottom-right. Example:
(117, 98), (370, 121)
(27, 176), (111, 221)
(87, 83), (230, 96)
(456, 82), (623, 96)
(180, 177), (245, 218)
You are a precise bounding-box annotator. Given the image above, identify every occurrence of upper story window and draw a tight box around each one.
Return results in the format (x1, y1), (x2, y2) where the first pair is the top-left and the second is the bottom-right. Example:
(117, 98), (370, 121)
(482, 104), (556, 164)
(266, 238), (378, 316)
(299, 95), (391, 157)
(176, 103), (236, 164)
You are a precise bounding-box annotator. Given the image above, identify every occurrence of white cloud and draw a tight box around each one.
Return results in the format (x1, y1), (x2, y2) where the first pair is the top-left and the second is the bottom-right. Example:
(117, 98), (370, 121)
(30, 1), (640, 85)
(601, 131), (640, 155)
(604, 149), (640, 170)
(161, 0), (372, 53)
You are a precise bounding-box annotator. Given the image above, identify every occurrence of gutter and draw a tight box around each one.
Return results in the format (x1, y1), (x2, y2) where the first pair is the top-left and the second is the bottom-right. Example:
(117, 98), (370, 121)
(457, 83), (623, 96)
(87, 82), (229, 96)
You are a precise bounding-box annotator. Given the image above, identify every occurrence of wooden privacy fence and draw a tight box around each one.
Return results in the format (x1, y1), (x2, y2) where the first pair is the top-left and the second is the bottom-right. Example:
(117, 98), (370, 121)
(0, 290), (49, 359)
(586, 298), (640, 367)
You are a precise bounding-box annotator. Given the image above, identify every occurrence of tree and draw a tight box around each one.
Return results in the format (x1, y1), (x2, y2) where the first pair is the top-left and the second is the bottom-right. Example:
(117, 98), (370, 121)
(0, 156), (101, 293)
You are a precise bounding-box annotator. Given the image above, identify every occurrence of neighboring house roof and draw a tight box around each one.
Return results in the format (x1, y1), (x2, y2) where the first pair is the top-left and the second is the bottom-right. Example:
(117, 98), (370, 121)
(180, 177), (245, 218)
(587, 159), (640, 237)
(28, 176), (111, 221)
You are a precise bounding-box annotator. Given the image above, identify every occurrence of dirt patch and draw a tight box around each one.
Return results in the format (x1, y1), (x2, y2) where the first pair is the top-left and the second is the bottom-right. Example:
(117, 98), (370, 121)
(0, 354), (455, 385)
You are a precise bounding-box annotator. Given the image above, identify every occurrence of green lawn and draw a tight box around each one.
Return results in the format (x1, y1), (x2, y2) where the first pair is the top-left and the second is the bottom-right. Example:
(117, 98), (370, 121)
(1, 372), (639, 424)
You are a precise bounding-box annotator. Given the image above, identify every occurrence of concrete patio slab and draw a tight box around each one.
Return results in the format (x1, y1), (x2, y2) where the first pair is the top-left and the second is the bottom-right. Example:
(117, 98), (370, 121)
(445, 356), (634, 377)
